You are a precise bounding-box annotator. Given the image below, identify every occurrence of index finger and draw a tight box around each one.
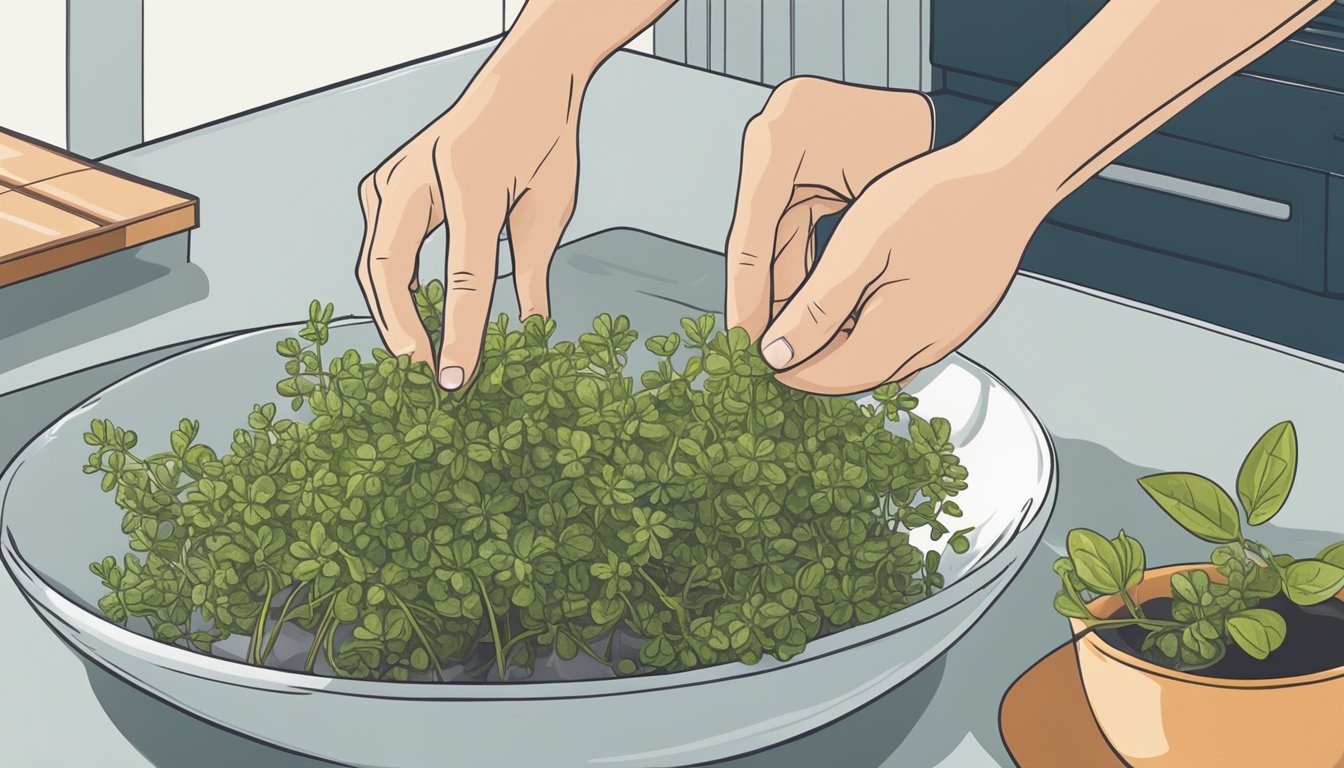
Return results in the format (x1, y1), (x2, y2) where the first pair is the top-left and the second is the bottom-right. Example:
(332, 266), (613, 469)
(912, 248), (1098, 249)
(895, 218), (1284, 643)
(357, 173), (436, 363)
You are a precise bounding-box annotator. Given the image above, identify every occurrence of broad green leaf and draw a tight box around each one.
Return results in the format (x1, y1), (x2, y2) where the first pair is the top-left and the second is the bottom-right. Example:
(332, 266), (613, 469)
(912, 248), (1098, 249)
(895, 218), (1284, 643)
(1237, 421), (1297, 525)
(1138, 473), (1241, 543)
(1225, 608), (1286, 660)
(1316, 542), (1344, 569)
(1282, 559), (1344, 606)
(1112, 530), (1146, 591)
(1067, 528), (1125, 594)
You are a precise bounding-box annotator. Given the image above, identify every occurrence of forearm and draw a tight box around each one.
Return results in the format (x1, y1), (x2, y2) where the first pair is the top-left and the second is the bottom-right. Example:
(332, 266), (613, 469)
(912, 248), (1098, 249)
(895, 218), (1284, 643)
(965, 0), (1333, 207)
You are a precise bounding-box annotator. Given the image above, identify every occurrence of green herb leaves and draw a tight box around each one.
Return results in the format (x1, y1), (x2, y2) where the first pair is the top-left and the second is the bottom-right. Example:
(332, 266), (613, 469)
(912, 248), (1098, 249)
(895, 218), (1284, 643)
(1066, 529), (1144, 595)
(1137, 473), (1241, 544)
(1236, 421), (1297, 526)
(1055, 419), (1344, 674)
(84, 284), (970, 682)
(1225, 609), (1286, 660)
(1281, 560), (1344, 606)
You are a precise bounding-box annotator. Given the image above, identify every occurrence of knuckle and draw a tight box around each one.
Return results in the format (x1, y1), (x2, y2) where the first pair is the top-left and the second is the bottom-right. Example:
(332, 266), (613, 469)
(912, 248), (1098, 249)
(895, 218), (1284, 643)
(742, 112), (777, 145)
(767, 76), (824, 113)
(354, 260), (373, 294)
(372, 166), (396, 195)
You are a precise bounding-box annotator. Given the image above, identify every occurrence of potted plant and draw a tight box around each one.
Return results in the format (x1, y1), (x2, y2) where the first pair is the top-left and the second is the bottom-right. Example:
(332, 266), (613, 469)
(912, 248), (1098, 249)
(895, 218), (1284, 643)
(1053, 421), (1344, 767)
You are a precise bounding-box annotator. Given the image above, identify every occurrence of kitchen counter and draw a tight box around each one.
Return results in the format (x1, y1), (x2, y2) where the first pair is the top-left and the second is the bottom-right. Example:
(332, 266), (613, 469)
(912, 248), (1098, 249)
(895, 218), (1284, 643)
(2, 40), (1342, 768)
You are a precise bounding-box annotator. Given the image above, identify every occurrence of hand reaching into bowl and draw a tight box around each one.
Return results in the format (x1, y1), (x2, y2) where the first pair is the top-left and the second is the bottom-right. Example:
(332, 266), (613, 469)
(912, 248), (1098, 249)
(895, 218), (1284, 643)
(727, 120), (1047, 395)
(722, 77), (936, 343)
(357, 0), (674, 391)
(728, 0), (1331, 394)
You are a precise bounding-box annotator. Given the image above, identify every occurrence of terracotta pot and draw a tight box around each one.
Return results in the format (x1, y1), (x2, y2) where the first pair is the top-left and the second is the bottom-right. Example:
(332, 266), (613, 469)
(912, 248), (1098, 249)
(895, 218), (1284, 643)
(1070, 564), (1344, 768)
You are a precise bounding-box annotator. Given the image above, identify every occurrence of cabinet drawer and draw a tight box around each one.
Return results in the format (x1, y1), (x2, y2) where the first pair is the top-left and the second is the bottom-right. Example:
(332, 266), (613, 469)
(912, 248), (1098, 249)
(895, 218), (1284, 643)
(1049, 135), (1328, 291)
(1329, 174), (1344, 295)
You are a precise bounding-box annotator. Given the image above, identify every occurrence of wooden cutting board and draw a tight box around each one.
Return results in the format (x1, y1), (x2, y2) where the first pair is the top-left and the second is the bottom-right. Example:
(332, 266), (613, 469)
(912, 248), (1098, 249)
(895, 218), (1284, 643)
(999, 642), (1129, 767)
(0, 129), (197, 287)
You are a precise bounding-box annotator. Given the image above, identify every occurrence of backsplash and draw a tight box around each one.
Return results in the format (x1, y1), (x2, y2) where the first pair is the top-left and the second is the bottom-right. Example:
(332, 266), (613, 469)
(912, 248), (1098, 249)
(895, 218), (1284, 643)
(652, 0), (931, 90)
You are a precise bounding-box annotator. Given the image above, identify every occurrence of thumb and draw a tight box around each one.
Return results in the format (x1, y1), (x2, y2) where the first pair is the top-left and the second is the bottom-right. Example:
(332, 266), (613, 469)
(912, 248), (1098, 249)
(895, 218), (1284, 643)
(758, 229), (881, 371)
(725, 116), (802, 339)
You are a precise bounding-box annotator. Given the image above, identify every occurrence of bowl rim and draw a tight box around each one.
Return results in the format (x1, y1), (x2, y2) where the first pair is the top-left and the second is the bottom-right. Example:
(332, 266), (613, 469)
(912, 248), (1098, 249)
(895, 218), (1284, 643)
(1070, 563), (1344, 689)
(1, 320), (1057, 700)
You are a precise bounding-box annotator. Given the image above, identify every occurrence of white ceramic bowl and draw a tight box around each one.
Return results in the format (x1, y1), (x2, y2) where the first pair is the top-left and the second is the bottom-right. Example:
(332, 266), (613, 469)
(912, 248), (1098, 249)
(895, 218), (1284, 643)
(0, 320), (1055, 767)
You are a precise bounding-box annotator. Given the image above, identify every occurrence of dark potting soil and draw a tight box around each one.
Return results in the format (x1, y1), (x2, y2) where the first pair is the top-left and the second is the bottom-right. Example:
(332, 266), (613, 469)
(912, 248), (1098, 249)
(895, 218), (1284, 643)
(1096, 593), (1344, 679)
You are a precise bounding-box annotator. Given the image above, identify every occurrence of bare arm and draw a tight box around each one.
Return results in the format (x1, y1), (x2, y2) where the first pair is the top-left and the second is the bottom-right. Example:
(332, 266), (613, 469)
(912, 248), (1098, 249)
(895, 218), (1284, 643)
(484, 0), (675, 92)
(739, 0), (1335, 394)
(967, 0), (1334, 204)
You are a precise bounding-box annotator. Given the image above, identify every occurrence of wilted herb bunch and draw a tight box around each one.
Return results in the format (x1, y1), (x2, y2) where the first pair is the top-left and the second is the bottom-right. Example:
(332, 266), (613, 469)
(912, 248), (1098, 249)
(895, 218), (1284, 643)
(1055, 421), (1344, 671)
(84, 281), (970, 682)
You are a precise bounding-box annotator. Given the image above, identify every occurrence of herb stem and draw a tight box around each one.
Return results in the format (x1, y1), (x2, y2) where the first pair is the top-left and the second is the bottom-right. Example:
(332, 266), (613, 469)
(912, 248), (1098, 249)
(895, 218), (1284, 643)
(261, 581), (309, 665)
(617, 592), (638, 621)
(638, 567), (688, 634)
(392, 593), (444, 682)
(1118, 589), (1147, 622)
(323, 615), (349, 677)
(248, 572), (275, 664)
(1083, 617), (1180, 630)
(498, 626), (546, 669)
(304, 599), (336, 673)
(475, 575), (507, 679)
(559, 626), (615, 670)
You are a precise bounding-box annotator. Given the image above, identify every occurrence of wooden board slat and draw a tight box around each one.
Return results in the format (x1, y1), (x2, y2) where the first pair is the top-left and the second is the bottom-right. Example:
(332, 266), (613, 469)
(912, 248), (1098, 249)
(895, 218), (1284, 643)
(0, 132), (88, 187)
(28, 168), (194, 225)
(0, 127), (198, 288)
(0, 190), (101, 257)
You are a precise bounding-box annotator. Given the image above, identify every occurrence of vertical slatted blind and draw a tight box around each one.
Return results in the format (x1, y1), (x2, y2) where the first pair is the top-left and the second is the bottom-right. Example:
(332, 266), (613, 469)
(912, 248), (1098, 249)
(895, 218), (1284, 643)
(654, 0), (928, 90)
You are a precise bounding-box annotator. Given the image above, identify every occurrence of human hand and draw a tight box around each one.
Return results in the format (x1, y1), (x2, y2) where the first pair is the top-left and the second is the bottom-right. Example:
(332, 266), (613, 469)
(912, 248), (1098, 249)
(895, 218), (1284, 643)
(356, 57), (579, 391)
(724, 77), (935, 341)
(753, 140), (1054, 394)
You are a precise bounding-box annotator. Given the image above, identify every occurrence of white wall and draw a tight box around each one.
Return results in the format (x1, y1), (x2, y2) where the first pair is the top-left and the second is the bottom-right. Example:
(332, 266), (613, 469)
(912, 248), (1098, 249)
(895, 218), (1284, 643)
(142, 0), (505, 139)
(0, 3), (67, 146)
(1, 2), (665, 152)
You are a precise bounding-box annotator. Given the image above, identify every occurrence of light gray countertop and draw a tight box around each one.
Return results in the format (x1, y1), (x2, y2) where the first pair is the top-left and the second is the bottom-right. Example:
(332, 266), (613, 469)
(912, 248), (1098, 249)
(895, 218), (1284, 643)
(1, 41), (1342, 768)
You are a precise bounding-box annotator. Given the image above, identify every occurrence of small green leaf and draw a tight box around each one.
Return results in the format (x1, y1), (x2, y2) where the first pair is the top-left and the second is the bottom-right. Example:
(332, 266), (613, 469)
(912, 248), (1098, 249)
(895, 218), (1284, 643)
(1316, 542), (1344, 569)
(1112, 530), (1145, 591)
(1067, 528), (1125, 594)
(1283, 559), (1344, 606)
(1225, 608), (1287, 660)
(1236, 421), (1297, 526)
(1138, 473), (1241, 543)
(1053, 589), (1091, 619)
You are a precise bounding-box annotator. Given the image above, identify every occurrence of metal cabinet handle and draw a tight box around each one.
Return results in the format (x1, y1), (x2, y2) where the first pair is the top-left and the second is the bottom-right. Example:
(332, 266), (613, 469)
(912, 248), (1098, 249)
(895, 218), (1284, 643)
(1097, 164), (1292, 221)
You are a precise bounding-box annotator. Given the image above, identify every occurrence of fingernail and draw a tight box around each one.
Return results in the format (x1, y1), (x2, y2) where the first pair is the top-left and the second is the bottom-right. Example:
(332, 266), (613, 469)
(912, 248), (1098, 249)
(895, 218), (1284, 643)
(762, 338), (793, 369)
(439, 366), (464, 390)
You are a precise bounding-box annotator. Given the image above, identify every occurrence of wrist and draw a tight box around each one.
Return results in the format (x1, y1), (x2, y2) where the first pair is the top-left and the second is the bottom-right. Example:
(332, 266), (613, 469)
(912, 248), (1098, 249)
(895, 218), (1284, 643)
(949, 123), (1067, 218)
(465, 36), (590, 128)
(490, 5), (607, 85)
